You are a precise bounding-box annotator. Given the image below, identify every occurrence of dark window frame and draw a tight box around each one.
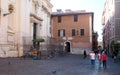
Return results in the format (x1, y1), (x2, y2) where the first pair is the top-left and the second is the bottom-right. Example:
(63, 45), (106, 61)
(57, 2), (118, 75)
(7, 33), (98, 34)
(58, 16), (61, 23)
(74, 15), (78, 22)
(80, 29), (84, 36)
(72, 29), (76, 36)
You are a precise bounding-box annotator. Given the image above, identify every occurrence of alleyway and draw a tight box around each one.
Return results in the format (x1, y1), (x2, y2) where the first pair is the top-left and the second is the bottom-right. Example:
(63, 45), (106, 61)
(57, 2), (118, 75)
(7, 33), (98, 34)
(0, 54), (120, 75)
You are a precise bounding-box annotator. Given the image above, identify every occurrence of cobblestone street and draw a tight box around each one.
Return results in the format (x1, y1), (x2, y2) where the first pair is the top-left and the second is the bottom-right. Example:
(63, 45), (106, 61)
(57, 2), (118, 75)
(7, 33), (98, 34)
(0, 54), (120, 75)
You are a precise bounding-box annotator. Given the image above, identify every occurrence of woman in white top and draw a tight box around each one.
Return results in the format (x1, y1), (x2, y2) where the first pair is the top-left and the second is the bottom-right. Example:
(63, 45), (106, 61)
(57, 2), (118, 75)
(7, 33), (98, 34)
(90, 51), (95, 65)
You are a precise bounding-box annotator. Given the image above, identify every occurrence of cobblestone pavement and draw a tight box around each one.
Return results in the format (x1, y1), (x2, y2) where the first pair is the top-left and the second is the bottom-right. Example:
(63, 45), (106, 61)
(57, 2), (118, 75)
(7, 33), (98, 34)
(0, 54), (120, 75)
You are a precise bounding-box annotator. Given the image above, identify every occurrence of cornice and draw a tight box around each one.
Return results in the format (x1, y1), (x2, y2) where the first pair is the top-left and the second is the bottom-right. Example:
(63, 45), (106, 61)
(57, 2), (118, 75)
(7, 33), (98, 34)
(30, 13), (43, 22)
(44, 0), (53, 8)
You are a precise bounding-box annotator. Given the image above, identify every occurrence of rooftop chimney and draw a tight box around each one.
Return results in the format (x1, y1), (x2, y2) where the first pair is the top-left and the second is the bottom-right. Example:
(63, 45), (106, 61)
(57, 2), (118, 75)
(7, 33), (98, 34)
(65, 9), (71, 12)
(76, 10), (86, 13)
(56, 9), (63, 13)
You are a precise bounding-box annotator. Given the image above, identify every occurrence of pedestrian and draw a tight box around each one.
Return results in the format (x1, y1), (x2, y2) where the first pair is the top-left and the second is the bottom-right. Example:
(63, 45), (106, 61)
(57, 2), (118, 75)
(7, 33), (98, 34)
(101, 52), (107, 69)
(89, 51), (96, 66)
(112, 51), (117, 62)
(102, 49), (107, 55)
(83, 50), (87, 59)
(98, 52), (102, 67)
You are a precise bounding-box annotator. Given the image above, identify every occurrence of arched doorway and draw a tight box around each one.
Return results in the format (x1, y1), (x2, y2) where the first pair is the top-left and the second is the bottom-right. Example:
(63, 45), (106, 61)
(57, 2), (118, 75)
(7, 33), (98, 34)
(65, 42), (70, 52)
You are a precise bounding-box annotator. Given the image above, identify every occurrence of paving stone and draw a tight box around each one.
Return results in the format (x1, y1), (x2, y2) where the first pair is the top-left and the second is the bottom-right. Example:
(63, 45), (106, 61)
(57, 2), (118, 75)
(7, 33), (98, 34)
(0, 54), (120, 75)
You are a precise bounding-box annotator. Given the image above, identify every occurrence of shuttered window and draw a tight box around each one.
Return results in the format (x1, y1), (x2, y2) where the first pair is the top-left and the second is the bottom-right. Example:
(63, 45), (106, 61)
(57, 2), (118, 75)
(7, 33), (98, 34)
(74, 15), (78, 22)
(58, 29), (65, 37)
(80, 29), (84, 36)
(72, 29), (76, 36)
(58, 16), (61, 23)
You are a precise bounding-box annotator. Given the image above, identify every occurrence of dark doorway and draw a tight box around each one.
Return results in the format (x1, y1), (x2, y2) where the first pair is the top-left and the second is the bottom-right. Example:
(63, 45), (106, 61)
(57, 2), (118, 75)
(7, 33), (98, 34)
(33, 23), (37, 39)
(65, 42), (70, 52)
(33, 23), (37, 48)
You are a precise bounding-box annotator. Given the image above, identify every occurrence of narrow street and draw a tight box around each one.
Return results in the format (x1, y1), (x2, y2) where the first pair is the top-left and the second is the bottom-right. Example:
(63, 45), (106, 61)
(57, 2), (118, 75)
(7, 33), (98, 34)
(0, 54), (120, 75)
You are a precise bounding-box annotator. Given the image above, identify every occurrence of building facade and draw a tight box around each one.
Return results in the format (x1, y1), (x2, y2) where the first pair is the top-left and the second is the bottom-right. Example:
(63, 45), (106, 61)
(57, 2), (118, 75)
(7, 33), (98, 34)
(51, 10), (94, 54)
(0, 0), (52, 57)
(102, 0), (120, 55)
(92, 32), (98, 51)
(39, 0), (53, 40)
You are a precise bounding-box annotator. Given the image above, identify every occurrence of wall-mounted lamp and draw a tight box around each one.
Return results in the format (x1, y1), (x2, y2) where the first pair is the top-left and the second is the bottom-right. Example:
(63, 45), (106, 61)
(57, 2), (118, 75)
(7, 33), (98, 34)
(3, 4), (14, 16)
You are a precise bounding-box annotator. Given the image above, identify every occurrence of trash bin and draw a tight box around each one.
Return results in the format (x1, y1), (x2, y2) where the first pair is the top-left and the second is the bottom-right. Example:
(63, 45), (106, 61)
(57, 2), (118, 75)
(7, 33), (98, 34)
(33, 56), (38, 60)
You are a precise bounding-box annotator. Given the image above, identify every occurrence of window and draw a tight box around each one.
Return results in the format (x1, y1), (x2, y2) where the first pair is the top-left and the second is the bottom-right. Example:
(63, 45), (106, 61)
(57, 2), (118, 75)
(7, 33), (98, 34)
(72, 29), (76, 36)
(80, 29), (84, 36)
(58, 16), (61, 23)
(58, 29), (65, 37)
(74, 15), (78, 22)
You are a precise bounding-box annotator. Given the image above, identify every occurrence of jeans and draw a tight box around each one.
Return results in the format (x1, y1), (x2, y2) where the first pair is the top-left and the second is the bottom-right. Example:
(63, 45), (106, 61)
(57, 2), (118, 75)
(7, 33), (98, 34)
(103, 60), (107, 69)
(91, 59), (95, 65)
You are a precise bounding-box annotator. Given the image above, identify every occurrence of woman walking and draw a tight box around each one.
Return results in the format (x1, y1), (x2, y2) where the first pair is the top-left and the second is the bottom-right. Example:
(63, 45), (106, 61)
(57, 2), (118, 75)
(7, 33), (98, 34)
(90, 51), (96, 66)
(98, 52), (102, 67)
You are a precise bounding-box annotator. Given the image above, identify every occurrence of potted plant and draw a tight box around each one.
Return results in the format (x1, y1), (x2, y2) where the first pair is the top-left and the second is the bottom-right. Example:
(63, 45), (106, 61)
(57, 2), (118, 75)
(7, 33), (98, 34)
(33, 38), (45, 50)
(32, 38), (45, 59)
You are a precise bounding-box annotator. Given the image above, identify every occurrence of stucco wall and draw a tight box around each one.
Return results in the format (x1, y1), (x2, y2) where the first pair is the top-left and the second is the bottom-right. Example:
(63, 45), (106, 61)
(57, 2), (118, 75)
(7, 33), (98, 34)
(52, 12), (93, 54)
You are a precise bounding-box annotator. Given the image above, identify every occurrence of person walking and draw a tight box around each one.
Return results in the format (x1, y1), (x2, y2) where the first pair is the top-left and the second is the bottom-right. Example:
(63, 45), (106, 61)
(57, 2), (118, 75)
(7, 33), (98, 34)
(112, 51), (117, 62)
(89, 51), (96, 66)
(83, 50), (87, 59)
(101, 52), (107, 69)
(98, 52), (102, 67)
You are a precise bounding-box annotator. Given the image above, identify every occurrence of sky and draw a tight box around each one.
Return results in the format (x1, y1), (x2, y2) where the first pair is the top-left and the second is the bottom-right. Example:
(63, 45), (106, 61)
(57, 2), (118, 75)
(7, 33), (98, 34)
(50, 0), (106, 41)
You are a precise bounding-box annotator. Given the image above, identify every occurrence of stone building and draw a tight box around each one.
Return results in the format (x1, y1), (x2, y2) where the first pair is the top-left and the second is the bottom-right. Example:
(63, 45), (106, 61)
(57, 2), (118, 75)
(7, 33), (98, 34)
(51, 10), (94, 54)
(102, 0), (120, 55)
(0, 0), (52, 57)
